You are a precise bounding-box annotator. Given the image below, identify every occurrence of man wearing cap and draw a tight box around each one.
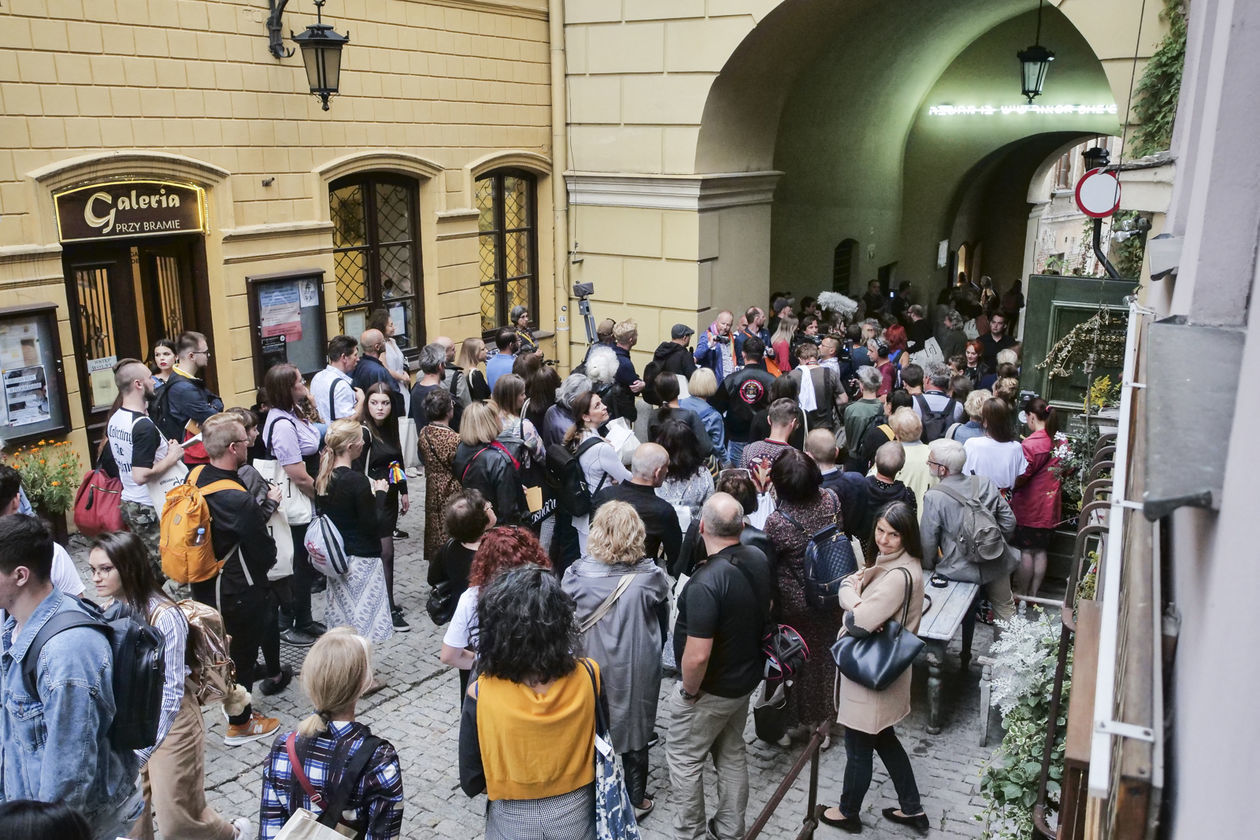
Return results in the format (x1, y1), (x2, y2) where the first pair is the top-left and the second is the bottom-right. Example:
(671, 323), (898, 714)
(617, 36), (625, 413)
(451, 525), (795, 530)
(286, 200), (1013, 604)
(649, 323), (699, 387)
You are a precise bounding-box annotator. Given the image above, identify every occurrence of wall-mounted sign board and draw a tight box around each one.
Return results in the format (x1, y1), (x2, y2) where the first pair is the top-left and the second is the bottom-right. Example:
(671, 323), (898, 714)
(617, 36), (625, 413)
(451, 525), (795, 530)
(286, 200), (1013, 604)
(54, 181), (205, 243)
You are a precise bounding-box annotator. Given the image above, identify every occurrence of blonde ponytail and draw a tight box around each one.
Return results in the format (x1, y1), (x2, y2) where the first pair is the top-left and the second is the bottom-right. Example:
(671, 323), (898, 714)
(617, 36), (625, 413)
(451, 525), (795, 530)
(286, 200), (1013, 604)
(298, 627), (372, 737)
(314, 419), (364, 495)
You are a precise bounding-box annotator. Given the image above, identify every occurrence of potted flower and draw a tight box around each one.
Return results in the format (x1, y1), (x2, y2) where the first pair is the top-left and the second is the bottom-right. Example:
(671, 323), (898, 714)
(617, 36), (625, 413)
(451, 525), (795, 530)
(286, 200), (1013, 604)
(4, 439), (80, 544)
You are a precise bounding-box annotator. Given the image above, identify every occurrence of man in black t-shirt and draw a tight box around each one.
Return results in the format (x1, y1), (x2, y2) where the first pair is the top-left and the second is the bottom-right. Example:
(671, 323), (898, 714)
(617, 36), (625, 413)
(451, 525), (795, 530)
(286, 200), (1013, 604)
(667, 493), (771, 840)
(978, 313), (1018, 369)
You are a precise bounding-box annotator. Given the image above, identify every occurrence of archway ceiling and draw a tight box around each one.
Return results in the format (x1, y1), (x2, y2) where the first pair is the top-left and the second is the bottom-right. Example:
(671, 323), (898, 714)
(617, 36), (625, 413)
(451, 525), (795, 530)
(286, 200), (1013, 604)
(696, 0), (1060, 173)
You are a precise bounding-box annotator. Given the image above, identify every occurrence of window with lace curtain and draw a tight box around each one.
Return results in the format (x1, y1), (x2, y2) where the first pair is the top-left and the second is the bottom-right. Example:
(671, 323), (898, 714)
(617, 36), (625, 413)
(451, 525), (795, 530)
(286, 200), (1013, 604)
(329, 174), (424, 348)
(475, 171), (537, 336)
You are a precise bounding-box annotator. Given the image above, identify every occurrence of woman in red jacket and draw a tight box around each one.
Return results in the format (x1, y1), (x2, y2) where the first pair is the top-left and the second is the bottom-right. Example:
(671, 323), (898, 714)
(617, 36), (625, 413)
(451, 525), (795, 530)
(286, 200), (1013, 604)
(1011, 397), (1063, 599)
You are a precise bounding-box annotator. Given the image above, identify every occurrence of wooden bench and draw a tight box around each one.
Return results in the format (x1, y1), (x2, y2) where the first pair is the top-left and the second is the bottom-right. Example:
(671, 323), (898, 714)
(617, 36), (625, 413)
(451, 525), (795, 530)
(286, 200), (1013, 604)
(916, 577), (981, 734)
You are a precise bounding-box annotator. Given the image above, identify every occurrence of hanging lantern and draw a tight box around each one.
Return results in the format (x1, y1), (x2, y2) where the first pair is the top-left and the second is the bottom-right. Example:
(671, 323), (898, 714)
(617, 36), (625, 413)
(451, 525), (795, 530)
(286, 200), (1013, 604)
(291, 1), (350, 111)
(1017, 0), (1055, 104)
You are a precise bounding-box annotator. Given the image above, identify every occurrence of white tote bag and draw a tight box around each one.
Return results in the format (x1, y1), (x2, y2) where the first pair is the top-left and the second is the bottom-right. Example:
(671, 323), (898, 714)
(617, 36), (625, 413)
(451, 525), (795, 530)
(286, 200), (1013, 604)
(253, 458), (314, 526)
(266, 508), (295, 580)
(274, 808), (353, 840)
(147, 459), (189, 512)
(399, 417), (421, 471)
(604, 417), (640, 467)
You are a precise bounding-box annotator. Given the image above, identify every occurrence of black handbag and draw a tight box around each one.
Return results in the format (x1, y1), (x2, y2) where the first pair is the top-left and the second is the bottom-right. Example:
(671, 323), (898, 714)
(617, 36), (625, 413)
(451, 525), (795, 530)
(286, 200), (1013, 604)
(425, 581), (456, 625)
(830, 567), (924, 691)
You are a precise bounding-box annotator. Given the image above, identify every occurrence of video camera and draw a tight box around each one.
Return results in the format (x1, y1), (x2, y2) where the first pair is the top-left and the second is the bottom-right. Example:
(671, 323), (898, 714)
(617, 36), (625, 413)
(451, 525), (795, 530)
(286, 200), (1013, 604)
(574, 283), (597, 344)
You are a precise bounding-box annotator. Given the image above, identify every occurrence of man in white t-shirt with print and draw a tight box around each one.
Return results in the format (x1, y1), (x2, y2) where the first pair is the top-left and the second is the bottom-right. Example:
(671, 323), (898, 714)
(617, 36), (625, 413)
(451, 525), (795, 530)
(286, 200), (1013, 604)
(108, 359), (185, 578)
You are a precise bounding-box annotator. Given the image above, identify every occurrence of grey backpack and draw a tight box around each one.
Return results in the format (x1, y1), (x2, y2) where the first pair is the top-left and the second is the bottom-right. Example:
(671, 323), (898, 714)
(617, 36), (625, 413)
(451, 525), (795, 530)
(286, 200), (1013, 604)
(931, 477), (1007, 566)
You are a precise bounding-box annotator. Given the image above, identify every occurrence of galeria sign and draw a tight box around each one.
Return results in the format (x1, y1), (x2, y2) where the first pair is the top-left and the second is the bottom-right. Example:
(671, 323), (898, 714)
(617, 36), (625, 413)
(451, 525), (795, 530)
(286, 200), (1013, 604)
(54, 181), (205, 242)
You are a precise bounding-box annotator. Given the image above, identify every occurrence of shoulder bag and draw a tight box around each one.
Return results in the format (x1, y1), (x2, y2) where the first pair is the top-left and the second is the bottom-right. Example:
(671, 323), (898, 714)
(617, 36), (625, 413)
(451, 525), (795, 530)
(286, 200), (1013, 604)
(276, 730), (385, 840)
(425, 540), (458, 625)
(577, 573), (636, 634)
(256, 416), (315, 526)
(580, 660), (641, 840)
(830, 567), (924, 691)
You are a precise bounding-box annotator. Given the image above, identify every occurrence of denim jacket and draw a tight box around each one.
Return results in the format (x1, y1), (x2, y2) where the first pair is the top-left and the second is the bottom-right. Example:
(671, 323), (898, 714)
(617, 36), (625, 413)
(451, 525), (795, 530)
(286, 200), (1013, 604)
(0, 589), (138, 822)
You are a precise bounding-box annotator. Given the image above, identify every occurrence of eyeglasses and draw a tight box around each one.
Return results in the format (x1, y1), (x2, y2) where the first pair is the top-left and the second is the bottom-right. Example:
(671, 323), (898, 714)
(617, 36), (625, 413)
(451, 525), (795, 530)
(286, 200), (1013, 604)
(229, 439), (249, 448)
(194, 349), (211, 358)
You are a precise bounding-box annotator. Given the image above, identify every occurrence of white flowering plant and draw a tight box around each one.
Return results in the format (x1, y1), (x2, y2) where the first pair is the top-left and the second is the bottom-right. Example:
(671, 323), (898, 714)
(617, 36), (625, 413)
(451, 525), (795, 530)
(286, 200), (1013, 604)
(978, 609), (1070, 839)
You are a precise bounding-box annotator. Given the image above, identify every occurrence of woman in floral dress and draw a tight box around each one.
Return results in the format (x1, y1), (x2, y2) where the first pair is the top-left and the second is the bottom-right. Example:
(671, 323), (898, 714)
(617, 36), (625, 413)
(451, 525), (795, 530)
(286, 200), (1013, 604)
(417, 387), (462, 563)
(764, 448), (845, 743)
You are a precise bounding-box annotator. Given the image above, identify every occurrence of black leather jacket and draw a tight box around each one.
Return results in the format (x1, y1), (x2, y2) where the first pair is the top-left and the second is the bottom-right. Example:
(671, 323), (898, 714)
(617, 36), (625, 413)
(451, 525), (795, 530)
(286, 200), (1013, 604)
(453, 441), (526, 525)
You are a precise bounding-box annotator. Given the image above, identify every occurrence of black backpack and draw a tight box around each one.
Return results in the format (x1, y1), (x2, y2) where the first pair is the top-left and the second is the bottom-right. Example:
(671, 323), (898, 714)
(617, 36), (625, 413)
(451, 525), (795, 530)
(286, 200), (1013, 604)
(23, 599), (166, 751)
(914, 394), (958, 443)
(779, 497), (857, 610)
(545, 437), (607, 517)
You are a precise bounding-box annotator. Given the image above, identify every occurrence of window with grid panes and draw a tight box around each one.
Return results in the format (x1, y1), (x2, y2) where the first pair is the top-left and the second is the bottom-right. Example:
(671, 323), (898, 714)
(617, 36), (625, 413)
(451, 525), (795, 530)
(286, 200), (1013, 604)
(475, 171), (537, 336)
(329, 175), (424, 349)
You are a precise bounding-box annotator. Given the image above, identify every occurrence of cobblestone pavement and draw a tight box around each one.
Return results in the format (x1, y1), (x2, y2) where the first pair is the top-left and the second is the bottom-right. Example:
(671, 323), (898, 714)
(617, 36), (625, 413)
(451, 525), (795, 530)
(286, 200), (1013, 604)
(69, 477), (1001, 840)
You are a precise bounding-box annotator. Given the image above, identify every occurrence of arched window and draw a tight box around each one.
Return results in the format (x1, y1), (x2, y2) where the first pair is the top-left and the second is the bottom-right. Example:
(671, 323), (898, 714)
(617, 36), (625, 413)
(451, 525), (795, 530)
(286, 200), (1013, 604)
(833, 238), (858, 292)
(476, 170), (537, 335)
(329, 174), (424, 347)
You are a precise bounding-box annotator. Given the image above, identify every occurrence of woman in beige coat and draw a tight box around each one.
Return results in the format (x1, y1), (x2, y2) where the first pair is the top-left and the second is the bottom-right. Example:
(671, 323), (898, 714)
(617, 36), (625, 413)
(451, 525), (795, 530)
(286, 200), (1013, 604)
(821, 501), (930, 835)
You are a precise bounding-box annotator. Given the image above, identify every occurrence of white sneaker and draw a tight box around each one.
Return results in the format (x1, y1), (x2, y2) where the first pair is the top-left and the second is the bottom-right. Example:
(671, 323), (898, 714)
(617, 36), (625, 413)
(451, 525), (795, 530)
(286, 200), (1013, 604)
(231, 816), (253, 839)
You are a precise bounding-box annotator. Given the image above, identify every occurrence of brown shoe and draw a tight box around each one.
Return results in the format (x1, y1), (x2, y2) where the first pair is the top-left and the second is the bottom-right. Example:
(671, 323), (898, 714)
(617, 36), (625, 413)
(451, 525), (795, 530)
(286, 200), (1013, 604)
(224, 711), (280, 746)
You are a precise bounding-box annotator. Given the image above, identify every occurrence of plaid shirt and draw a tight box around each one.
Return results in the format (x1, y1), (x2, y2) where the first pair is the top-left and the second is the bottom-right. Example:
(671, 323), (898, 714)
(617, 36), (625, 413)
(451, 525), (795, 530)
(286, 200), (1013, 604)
(260, 721), (403, 840)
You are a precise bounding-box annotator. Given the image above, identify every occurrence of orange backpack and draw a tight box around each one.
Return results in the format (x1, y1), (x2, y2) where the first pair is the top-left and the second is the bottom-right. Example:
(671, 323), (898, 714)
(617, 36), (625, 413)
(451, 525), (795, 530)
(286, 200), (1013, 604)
(159, 465), (239, 584)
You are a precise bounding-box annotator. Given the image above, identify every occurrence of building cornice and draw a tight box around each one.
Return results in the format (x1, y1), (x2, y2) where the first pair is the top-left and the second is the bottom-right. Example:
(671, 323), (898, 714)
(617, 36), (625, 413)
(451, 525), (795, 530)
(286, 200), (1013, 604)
(565, 171), (783, 212)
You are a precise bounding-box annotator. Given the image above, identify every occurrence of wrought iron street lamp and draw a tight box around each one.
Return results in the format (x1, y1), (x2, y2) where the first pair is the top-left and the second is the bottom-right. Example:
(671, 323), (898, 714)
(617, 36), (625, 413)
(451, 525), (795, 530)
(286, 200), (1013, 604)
(267, 1), (350, 111)
(1082, 145), (1111, 172)
(1017, 0), (1055, 104)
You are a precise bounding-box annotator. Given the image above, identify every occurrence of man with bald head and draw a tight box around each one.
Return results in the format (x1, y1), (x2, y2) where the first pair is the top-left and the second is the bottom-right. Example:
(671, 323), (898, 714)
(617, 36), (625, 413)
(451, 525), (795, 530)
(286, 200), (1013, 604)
(434, 335), (466, 403)
(592, 442), (682, 570)
(108, 358), (186, 573)
(668, 491), (772, 840)
(352, 328), (403, 417)
(695, 309), (737, 385)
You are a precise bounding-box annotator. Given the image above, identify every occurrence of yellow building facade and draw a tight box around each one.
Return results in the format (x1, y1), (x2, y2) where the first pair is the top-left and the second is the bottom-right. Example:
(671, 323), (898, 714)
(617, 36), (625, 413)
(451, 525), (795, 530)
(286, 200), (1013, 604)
(0, 0), (556, 457)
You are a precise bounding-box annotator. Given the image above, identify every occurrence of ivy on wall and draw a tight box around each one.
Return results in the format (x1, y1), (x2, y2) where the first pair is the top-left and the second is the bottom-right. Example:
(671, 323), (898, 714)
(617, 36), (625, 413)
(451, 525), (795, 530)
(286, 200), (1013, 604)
(1130, 0), (1188, 156)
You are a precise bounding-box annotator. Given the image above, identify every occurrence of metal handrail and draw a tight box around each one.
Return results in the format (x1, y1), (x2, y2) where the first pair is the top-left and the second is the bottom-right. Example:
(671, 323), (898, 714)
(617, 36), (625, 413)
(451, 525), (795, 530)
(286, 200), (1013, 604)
(743, 720), (832, 840)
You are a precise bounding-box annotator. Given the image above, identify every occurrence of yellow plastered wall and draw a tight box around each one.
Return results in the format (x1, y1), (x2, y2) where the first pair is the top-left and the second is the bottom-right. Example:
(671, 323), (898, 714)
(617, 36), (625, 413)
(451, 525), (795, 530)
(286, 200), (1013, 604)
(0, 0), (554, 468)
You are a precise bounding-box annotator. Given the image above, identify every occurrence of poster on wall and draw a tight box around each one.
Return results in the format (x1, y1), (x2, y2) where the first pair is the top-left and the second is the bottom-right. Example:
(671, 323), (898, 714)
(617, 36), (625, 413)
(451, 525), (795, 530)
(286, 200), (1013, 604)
(259, 282), (303, 342)
(86, 355), (118, 411)
(4, 365), (51, 426)
(0, 319), (41, 369)
(298, 279), (320, 308)
(260, 334), (288, 370)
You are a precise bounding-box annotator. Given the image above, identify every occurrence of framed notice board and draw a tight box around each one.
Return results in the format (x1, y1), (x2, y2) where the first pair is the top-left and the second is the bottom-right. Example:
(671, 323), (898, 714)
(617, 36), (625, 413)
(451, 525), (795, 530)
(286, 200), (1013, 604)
(0, 303), (71, 445)
(247, 270), (328, 383)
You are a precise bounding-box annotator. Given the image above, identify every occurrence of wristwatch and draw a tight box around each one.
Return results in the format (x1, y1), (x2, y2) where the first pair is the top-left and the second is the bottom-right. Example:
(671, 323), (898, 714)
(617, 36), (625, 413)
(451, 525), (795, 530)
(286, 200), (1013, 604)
(679, 686), (700, 701)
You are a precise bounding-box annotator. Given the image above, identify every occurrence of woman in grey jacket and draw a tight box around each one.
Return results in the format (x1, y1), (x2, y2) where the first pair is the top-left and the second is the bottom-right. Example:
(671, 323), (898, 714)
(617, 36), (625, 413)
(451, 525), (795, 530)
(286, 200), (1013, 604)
(561, 501), (670, 822)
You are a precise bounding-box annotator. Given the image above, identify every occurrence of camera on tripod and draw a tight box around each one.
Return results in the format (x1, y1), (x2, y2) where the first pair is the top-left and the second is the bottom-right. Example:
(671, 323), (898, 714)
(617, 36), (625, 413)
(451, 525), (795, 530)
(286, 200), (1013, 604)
(573, 283), (597, 344)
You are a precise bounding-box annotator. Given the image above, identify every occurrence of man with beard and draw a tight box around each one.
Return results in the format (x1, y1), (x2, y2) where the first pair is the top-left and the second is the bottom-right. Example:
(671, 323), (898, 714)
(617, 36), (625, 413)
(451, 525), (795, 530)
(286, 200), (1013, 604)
(107, 359), (186, 574)
(646, 323), (698, 403)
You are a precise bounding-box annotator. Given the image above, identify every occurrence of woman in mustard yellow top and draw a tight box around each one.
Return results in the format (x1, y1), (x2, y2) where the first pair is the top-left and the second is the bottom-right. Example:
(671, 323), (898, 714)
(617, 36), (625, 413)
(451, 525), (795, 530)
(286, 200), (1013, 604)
(458, 565), (600, 839)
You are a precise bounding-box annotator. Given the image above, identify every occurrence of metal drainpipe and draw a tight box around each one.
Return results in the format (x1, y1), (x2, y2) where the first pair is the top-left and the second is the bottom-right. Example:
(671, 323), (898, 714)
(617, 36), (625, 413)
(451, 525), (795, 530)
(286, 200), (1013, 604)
(548, 0), (571, 371)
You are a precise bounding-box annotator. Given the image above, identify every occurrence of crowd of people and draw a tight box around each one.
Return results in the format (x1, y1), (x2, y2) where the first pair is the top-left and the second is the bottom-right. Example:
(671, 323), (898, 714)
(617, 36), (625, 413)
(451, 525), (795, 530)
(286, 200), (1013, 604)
(0, 282), (1068, 840)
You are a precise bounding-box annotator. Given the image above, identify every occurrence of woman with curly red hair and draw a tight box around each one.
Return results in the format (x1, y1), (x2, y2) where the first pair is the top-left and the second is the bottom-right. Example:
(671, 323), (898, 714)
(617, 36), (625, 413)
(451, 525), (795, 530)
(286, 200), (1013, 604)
(438, 527), (551, 703)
